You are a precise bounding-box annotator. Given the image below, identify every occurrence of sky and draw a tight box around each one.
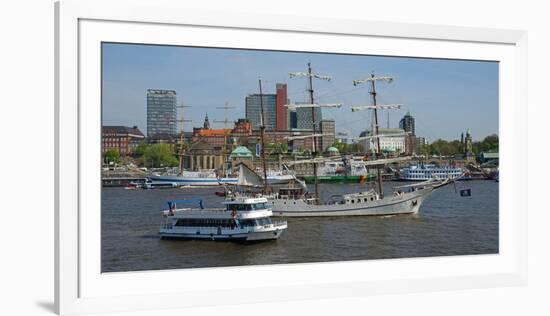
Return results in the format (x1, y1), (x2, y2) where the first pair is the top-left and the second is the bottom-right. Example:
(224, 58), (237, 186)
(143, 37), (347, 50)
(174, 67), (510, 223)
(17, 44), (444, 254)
(102, 43), (499, 142)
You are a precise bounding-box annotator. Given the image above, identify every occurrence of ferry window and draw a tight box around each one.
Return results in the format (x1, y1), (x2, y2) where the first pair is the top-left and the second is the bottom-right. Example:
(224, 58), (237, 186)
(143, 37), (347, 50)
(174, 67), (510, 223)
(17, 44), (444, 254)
(237, 204), (252, 211)
(253, 203), (266, 210)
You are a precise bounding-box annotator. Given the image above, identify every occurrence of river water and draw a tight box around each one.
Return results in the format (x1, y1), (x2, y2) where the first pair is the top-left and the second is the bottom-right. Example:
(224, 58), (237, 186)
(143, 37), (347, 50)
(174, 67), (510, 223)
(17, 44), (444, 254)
(101, 181), (498, 272)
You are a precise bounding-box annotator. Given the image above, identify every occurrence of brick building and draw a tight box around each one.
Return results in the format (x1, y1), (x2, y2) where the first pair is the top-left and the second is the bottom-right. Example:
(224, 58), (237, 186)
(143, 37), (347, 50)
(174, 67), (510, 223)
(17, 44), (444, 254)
(102, 126), (145, 155)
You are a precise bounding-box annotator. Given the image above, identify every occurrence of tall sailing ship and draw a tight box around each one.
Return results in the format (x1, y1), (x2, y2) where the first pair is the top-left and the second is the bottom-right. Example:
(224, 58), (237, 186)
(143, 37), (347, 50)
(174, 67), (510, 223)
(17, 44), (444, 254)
(256, 66), (451, 217)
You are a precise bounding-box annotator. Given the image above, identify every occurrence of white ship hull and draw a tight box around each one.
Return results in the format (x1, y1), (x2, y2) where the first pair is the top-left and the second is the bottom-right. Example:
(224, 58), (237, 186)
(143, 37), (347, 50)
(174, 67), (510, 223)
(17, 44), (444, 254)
(269, 187), (433, 217)
(160, 224), (286, 241)
(159, 196), (287, 242)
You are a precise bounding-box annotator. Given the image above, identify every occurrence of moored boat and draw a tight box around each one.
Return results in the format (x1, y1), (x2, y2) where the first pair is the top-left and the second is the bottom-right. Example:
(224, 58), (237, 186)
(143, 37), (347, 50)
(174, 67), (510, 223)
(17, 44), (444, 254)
(399, 164), (464, 181)
(150, 169), (296, 186)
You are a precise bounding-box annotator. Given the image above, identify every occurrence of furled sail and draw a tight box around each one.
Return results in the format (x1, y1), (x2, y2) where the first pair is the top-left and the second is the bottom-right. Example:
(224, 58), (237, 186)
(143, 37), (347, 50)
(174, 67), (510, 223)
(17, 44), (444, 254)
(236, 163), (264, 187)
(361, 156), (411, 166)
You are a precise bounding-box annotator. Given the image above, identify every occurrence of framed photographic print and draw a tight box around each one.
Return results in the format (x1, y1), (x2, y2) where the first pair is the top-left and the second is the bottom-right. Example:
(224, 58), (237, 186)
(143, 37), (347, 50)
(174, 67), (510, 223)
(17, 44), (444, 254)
(55, 0), (527, 314)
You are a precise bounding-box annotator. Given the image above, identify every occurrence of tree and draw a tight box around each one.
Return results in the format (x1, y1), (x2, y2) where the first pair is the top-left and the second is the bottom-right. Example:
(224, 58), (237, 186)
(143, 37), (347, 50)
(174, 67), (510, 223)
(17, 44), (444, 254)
(104, 149), (120, 165)
(267, 142), (288, 155)
(428, 139), (461, 156)
(134, 142), (149, 156)
(330, 141), (364, 154)
(141, 144), (178, 168)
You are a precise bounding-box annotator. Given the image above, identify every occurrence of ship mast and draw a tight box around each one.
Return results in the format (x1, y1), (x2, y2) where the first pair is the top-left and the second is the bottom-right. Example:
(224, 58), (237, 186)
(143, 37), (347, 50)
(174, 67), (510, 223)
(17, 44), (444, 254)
(258, 79), (269, 194)
(352, 74), (400, 198)
(288, 62), (337, 203)
(370, 75), (384, 197)
(176, 102), (192, 175)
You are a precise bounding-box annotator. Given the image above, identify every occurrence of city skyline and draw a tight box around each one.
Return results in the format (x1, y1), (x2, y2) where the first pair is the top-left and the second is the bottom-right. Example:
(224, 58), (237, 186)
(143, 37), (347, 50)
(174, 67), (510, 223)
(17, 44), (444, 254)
(102, 43), (499, 142)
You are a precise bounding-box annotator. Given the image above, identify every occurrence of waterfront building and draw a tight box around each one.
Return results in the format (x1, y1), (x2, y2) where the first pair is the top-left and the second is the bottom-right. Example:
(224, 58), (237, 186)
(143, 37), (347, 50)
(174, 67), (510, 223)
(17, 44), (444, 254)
(192, 116), (253, 151)
(360, 128), (406, 154)
(182, 141), (224, 171)
(245, 93), (277, 131)
(102, 125), (145, 155)
(146, 89), (177, 137)
(321, 119), (336, 152)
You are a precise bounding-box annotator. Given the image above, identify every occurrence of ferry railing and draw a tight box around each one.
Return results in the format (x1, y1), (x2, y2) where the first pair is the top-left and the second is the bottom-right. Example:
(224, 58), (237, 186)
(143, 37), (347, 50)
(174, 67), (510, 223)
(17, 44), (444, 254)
(160, 222), (285, 232)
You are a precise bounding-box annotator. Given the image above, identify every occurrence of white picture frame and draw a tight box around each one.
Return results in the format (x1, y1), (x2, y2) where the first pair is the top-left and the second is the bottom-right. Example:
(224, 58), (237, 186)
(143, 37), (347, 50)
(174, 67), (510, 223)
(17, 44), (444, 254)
(55, 0), (527, 314)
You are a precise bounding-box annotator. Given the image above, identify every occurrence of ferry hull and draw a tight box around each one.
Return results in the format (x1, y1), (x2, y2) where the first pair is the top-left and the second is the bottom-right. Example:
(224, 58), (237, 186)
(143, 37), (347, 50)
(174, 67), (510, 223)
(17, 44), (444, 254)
(270, 187), (432, 217)
(159, 227), (286, 241)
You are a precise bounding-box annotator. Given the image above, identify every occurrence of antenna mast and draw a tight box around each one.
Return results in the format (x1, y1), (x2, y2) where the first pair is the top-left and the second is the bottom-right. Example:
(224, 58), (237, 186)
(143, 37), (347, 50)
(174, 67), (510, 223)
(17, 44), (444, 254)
(176, 102), (192, 175)
(214, 101), (236, 176)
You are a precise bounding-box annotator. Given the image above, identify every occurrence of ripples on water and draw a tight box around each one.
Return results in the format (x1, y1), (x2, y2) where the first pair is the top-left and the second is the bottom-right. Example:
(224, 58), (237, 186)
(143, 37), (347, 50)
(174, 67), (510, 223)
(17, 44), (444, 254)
(101, 181), (498, 272)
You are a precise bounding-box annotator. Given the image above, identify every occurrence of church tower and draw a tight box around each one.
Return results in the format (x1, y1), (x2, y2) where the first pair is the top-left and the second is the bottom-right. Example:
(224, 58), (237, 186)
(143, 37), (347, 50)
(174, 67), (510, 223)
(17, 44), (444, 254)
(203, 113), (211, 129)
(464, 129), (474, 161)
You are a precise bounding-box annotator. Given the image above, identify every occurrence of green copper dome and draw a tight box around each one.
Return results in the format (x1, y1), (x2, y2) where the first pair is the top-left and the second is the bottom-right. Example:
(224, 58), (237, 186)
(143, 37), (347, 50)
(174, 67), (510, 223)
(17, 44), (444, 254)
(230, 146), (253, 158)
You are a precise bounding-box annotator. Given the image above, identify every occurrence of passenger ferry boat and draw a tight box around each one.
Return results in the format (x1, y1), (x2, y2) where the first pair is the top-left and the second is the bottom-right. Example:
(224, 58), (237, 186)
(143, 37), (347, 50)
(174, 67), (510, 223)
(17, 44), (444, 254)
(399, 164), (464, 181)
(159, 196), (287, 241)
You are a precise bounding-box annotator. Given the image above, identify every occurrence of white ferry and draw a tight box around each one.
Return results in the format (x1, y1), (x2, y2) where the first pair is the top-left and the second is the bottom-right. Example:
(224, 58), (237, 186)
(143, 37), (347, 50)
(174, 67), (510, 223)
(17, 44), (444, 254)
(399, 164), (463, 181)
(150, 169), (295, 186)
(159, 196), (287, 242)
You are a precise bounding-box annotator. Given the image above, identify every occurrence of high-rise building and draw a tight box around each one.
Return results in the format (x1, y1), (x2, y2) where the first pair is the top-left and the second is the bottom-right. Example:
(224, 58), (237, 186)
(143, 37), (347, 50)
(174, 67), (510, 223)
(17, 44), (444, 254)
(296, 105), (322, 131)
(147, 89), (177, 137)
(245, 93), (277, 131)
(289, 110), (298, 129)
(276, 83), (288, 131)
(399, 111), (415, 136)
